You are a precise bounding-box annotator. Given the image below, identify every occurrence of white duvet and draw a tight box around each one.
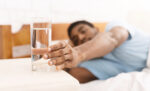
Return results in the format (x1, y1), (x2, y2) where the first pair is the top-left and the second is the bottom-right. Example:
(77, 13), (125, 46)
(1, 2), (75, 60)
(80, 68), (150, 91)
(80, 49), (150, 91)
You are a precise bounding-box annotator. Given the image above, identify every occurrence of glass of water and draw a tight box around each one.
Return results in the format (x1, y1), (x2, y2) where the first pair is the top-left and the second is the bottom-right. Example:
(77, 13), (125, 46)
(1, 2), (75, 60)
(30, 17), (52, 71)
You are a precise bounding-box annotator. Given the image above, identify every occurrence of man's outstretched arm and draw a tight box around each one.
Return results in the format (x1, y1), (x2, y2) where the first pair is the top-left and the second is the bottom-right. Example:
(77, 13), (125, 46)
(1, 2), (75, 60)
(75, 26), (129, 62)
(32, 26), (129, 70)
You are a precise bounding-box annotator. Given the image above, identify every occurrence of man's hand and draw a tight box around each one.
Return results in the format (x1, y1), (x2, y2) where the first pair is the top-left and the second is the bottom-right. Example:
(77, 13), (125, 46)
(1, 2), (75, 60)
(32, 41), (81, 70)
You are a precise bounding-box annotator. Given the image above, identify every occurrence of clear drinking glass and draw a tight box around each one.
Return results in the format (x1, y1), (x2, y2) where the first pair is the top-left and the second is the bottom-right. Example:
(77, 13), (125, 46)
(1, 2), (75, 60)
(30, 17), (52, 71)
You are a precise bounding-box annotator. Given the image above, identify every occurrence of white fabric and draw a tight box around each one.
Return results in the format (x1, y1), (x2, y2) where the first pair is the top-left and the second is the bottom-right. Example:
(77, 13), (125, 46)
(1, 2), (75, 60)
(146, 48), (150, 68)
(80, 48), (150, 91)
(80, 69), (150, 91)
(0, 58), (79, 91)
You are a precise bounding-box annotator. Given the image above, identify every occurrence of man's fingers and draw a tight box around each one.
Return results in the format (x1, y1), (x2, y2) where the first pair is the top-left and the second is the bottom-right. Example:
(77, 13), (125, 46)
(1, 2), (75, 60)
(51, 56), (65, 66)
(48, 54), (73, 66)
(56, 61), (72, 70)
(32, 48), (51, 55)
(48, 46), (72, 58)
(34, 41), (66, 58)
(50, 41), (66, 51)
(63, 54), (73, 61)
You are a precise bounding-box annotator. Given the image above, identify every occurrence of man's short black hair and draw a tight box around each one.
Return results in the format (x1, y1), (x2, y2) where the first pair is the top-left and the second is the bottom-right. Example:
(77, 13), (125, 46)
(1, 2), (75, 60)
(68, 20), (94, 39)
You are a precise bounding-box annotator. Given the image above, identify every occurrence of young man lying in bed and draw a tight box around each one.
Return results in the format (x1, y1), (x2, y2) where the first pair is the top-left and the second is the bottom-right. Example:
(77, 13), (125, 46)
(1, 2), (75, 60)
(33, 20), (150, 83)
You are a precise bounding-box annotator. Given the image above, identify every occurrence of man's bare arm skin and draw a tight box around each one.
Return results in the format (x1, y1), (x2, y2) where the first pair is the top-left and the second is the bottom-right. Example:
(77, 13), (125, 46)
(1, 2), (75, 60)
(75, 26), (129, 62)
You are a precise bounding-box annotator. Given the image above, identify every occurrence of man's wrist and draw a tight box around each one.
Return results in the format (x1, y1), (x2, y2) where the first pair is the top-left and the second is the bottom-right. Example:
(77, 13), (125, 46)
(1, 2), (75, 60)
(74, 47), (86, 63)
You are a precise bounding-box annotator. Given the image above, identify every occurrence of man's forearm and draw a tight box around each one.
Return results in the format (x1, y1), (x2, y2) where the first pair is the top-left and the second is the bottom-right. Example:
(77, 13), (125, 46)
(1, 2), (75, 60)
(73, 32), (117, 62)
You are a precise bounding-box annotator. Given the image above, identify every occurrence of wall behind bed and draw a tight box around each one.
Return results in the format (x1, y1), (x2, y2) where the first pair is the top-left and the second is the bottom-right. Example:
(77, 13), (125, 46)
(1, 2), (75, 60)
(0, 0), (150, 33)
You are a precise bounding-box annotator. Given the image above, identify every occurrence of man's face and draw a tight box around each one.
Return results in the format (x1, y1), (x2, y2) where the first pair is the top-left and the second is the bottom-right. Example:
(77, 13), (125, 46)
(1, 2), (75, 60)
(70, 24), (98, 46)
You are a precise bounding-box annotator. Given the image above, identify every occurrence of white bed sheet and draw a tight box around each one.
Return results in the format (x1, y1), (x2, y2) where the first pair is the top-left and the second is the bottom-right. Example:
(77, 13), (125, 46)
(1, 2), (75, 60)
(80, 48), (150, 91)
(80, 68), (150, 91)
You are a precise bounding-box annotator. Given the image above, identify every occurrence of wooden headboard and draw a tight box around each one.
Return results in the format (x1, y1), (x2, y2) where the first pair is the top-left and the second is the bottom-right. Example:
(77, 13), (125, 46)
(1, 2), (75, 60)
(0, 22), (107, 59)
(52, 23), (107, 40)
